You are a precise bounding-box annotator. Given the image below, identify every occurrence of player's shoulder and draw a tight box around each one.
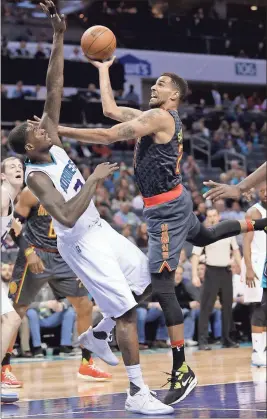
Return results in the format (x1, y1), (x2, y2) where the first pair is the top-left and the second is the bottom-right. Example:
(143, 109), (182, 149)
(19, 186), (38, 205)
(246, 204), (261, 219)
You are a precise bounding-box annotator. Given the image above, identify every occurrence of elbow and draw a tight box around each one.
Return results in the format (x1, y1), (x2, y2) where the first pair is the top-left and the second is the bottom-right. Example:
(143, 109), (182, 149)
(104, 129), (115, 145)
(103, 107), (117, 119)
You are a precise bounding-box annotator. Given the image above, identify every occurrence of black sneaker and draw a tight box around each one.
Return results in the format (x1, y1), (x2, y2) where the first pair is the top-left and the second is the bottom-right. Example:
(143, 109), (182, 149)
(33, 347), (44, 358)
(221, 339), (239, 348)
(59, 346), (75, 357)
(163, 362), (198, 405)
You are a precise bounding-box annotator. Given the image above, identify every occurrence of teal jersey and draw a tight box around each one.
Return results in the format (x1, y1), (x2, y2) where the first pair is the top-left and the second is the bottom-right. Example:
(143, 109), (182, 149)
(262, 258), (267, 289)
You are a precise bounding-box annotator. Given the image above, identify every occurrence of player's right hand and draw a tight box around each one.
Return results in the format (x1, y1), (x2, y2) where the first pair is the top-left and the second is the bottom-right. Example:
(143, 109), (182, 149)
(27, 252), (45, 274)
(246, 268), (257, 288)
(86, 56), (116, 69)
(93, 162), (119, 180)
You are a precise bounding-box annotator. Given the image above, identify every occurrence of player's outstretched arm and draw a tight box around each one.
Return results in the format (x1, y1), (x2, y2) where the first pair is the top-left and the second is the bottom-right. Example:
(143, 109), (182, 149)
(39, 0), (66, 147)
(203, 162), (266, 201)
(27, 163), (118, 228)
(87, 58), (142, 122)
(57, 108), (170, 144)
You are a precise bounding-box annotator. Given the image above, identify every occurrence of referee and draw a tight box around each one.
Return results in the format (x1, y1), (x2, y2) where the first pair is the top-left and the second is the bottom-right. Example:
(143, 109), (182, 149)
(191, 208), (242, 350)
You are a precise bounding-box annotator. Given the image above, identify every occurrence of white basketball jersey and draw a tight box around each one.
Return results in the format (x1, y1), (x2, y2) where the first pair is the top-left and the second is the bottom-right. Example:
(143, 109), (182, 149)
(251, 203), (266, 259)
(24, 145), (100, 241)
(1, 188), (14, 246)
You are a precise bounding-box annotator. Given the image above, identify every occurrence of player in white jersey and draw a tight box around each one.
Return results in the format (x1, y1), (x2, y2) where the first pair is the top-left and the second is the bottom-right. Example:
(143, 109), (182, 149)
(1, 157), (23, 403)
(242, 183), (267, 367)
(7, 2), (173, 415)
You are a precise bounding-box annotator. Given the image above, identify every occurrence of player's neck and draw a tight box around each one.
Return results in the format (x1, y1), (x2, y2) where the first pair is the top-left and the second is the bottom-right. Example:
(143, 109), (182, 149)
(2, 180), (20, 201)
(160, 103), (178, 112)
(30, 152), (53, 165)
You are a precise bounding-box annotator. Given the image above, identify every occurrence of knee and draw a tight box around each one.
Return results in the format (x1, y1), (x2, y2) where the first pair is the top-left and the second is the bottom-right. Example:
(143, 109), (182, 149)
(13, 304), (28, 320)
(26, 308), (38, 320)
(136, 307), (147, 321)
(69, 296), (92, 317)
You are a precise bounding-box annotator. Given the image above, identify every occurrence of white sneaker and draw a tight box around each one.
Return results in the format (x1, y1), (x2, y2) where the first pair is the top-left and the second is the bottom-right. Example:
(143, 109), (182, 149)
(125, 385), (174, 415)
(1, 386), (19, 403)
(251, 351), (267, 367)
(185, 339), (198, 347)
(78, 327), (119, 366)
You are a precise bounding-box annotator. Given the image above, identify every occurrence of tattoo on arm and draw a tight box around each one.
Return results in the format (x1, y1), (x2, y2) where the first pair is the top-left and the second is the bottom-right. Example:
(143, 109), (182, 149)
(115, 109), (164, 140)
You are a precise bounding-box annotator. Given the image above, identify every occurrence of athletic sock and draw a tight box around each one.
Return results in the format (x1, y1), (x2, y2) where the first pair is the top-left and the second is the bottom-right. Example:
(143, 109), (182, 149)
(262, 331), (266, 352)
(81, 348), (92, 364)
(2, 350), (12, 368)
(171, 339), (185, 371)
(126, 364), (145, 396)
(93, 318), (116, 339)
(252, 333), (262, 353)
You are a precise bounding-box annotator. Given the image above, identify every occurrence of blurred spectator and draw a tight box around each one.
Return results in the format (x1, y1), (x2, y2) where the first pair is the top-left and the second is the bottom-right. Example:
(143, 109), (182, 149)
(115, 89), (124, 100)
(92, 144), (112, 159)
(238, 49), (248, 58)
(211, 0), (227, 19)
(136, 223), (148, 248)
(113, 202), (141, 227)
(179, 248), (192, 280)
(136, 299), (169, 349)
(124, 84), (139, 105)
(111, 188), (130, 211)
(247, 92), (261, 110)
(182, 155), (201, 185)
(26, 284), (76, 357)
(211, 85), (222, 107)
(233, 93), (247, 109)
(15, 40), (30, 57)
(1, 130), (10, 159)
(121, 224), (136, 244)
(1, 36), (10, 57)
(34, 43), (46, 59)
(11, 80), (25, 99)
(195, 202), (207, 223)
(1, 84), (8, 98)
(222, 93), (232, 110)
(69, 47), (83, 61)
(225, 160), (246, 185)
(85, 83), (100, 101)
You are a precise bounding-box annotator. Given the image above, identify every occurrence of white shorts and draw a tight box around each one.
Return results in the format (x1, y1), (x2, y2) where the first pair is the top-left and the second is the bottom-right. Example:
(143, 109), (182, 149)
(1, 282), (14, 316)
(57, 219), (151, 319)
(241, 257), (264, 303)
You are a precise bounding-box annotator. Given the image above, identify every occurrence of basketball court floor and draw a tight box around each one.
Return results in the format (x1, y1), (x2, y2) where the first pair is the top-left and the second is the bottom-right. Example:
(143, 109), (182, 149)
(2, 346), (266, 418)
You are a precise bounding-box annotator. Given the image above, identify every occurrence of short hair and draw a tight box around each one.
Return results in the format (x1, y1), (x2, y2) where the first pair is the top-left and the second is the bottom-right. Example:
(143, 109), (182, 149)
(1, 157), (21, 174)
(161, 72), (188, 101)
(8, 122), (28, 155)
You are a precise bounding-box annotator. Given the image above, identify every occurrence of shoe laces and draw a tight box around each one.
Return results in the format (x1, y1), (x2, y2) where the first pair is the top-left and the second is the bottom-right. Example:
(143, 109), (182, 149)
(3, 369), (17, 381)
(161, 371), (182, 390)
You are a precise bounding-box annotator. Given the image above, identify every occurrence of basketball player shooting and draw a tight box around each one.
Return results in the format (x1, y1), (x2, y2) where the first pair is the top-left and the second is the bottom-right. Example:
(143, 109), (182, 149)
(8, 2), (175, 415)
(30, 58), (267, 405)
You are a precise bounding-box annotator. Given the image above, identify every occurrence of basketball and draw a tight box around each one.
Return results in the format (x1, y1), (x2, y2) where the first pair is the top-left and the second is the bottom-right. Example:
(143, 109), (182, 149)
(81, 25), (116, 61)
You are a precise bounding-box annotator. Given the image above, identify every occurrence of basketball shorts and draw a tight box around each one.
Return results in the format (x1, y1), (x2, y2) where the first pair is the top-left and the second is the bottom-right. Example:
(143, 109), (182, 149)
(241, 256), (265, 303)
(57, 219), (151, 319)
(1, 281), (14, 315)
(10, 248), (88, 305)
(143, 186), (200, 273)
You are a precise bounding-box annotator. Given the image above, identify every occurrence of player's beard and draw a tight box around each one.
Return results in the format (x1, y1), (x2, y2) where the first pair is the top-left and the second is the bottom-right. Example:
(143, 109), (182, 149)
(149, 98), (165, 109)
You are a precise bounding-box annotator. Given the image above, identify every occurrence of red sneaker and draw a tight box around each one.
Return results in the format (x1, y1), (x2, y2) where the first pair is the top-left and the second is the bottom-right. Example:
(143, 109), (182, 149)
(77, 358), (112, 382)
(1, 365), (23, 388)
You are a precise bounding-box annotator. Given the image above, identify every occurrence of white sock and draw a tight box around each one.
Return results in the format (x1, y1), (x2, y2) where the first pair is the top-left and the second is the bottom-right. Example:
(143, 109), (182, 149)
(93, 318), (116, 334)
(252, 333), (262, 353)
(262, 331), (266, 352)
(126, 364), (145, 390)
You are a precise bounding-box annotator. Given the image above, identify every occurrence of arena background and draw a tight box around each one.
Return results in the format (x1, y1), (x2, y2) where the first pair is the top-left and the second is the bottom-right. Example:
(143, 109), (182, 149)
(1, 1), (267, 418)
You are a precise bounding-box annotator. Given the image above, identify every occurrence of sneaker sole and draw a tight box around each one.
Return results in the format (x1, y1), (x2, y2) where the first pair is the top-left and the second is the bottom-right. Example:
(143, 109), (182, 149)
(169, 377), (198, 405)
(1, 383), (22, 389)
(1, 396), (19, 403)
(77, 372), (112, 382)
(251, 362), (266, 368)
(126, 406), (174, 415)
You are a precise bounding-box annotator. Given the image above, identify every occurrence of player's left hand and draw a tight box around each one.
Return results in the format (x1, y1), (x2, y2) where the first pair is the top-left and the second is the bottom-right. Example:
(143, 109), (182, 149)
(40, 0), (66, 34)
(11, 218), (22, 237)
(203, 181), (241, 202)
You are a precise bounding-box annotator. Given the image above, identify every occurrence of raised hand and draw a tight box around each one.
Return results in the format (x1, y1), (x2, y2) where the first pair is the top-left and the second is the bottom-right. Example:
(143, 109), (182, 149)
(203, 181), (241, 202)
(92, 162), (118, 180)
(40, 0), (66, 34)
(86, 56), (116, 69)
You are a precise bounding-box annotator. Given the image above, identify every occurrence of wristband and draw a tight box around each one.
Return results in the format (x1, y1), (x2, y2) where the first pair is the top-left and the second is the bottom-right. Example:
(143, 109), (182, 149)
(25, 247), (35, 257)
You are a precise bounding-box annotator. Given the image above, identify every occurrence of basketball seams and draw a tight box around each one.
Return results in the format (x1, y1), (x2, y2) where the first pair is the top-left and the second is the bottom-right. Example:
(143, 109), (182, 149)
(82, 28), (109, 52)
(86, 34), (116, 57)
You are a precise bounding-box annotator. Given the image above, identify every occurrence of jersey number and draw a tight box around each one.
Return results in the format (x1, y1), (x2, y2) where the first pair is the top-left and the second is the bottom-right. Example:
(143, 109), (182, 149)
(48, 221), (56, 238)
